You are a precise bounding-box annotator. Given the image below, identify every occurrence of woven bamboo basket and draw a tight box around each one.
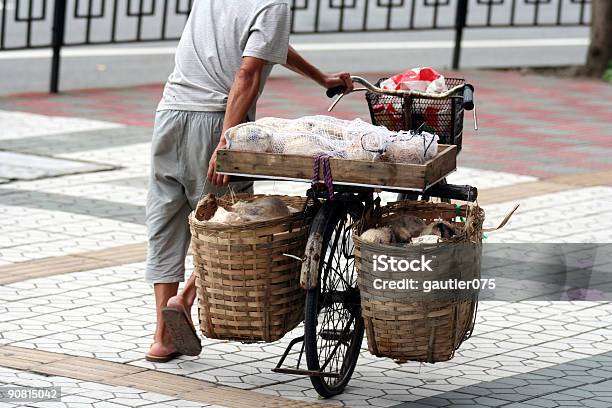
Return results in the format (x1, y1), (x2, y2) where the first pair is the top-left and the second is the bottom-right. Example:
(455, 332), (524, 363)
(189, 194), (312, 343)
(354, 201), (485, 363)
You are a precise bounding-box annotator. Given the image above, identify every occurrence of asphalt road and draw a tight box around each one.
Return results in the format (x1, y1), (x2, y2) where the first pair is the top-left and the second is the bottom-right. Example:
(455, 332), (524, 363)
(0, 0), (592, 95)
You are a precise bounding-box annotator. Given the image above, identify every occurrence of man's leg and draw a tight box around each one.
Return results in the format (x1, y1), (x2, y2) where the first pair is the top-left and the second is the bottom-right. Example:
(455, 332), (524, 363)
(145, 110), (193, 361)
(149, 282), (179, 358)
(146, 198), (191, 360)
(167, 272), (197, 319)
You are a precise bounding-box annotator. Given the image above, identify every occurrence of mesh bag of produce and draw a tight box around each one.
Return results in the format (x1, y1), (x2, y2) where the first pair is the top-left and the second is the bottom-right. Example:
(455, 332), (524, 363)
(224, 115), (439, 164)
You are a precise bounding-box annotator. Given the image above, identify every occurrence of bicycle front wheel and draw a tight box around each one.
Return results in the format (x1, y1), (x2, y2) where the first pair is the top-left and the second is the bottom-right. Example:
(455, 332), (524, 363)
(303, 201), (365, 398)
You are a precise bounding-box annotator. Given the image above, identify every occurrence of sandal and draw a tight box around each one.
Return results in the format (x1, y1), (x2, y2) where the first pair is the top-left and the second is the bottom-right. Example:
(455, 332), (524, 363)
(162, 305), (202, 356)
(145, 351), (182, 363)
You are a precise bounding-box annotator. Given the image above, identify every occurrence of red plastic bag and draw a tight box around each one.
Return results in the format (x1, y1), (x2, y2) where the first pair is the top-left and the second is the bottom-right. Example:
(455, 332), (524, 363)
(380, 67), (448, 93)
(375, 67), (449, 131)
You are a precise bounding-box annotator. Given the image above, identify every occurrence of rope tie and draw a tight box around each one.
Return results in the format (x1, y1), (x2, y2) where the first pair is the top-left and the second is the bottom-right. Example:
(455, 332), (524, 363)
(312, 154), (335, 201)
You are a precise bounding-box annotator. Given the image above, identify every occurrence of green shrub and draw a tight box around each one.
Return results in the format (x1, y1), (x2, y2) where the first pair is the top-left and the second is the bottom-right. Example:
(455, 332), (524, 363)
(604, 61), (612, 83)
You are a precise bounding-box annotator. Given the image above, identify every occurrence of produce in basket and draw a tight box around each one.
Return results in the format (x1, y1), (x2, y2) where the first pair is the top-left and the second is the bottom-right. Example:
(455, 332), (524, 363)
(209, 207), (243, 224)
(420, 220), (457, 239)
(354, 201), (484, 363)
(391, 215), (427, 242)
(360, 214), (459, 246)
(232, 196), (291, 219)
(360, 227), (393, 244)
(195, 193), (218, 220)
(189, 193), (310, 343)
(410, 235), (441, 245)
(196, 194), (295, 225)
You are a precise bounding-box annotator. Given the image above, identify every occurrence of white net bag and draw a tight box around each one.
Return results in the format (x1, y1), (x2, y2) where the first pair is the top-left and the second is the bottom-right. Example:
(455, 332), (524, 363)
(225, 122), (274, 152)
(343, 118), (391, 161)
(225, 115), (439, 164)
(266, 116), (349, 157)
(380, 131), (438, 164)
(299, 115), (352, 140)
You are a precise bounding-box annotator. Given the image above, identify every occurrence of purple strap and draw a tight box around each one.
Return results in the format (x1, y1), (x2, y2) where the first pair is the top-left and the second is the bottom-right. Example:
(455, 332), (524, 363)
(312, 154), (335, 201)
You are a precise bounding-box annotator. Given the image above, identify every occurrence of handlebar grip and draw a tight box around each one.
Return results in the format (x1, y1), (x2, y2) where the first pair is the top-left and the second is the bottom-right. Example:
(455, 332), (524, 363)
(326, 86), (346, 98)
(463, 84), (475, 111)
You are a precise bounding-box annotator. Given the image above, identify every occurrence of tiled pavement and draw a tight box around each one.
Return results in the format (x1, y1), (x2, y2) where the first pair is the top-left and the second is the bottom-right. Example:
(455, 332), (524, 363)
(0, 71), (611, 407)
(0, 365), (226, 408)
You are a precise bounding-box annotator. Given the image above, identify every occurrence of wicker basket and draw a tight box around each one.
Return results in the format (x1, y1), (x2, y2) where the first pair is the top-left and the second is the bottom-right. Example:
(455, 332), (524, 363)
(189, 194), (312, 343)
(354, 201), (484, 363)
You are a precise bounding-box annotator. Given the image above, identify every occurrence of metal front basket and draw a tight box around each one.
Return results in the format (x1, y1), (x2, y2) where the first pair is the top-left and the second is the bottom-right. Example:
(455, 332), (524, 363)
(365, 77), (466, 150)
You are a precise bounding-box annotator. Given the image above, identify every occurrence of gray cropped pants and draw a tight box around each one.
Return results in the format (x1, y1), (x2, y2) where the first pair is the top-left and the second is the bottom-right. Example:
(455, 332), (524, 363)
(145, 110), (253, 284)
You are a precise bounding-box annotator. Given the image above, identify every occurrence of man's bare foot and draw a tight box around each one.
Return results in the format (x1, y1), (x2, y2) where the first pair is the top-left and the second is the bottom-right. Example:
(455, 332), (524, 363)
(167, 295), (193, 322)
(145, 342), (181, 363)
(148, 341), (176, 356)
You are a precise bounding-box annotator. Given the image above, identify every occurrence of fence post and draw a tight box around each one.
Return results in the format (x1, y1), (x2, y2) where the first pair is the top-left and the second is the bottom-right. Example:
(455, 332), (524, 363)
(452, 0), (468, 70)
(50, 0), (67, 93)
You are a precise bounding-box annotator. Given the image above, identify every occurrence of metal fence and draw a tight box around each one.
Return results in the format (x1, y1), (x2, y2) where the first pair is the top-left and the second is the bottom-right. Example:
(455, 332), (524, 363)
(0, 0), (592, 92)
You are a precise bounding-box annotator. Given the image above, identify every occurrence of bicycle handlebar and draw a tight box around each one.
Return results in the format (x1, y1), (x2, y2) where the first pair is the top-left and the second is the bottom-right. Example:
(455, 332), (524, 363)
(326, 75), (476, 111)
(326, 85), (345, 98)
(463, 83), (475, 111)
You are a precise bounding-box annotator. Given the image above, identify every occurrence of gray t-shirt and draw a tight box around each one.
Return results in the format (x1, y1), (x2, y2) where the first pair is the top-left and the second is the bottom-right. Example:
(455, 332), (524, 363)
(157, 0), (291, 119)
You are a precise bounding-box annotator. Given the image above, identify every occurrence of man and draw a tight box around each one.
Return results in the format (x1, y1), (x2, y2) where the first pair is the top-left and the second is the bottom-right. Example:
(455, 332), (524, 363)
(145, 0), (353, 361)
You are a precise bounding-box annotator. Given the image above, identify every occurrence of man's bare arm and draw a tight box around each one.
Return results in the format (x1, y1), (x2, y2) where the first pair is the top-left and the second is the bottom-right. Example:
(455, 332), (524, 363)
(208, 56), (266, 186)
(283, 45), (353, 91)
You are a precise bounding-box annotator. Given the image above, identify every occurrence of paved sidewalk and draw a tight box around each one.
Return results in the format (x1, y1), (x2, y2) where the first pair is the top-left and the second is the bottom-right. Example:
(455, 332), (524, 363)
(0, 71), (611, 408)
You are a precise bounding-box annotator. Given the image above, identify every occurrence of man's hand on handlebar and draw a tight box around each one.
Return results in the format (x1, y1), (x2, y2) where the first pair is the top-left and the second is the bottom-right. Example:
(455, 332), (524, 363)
(322, 72), (353, 95)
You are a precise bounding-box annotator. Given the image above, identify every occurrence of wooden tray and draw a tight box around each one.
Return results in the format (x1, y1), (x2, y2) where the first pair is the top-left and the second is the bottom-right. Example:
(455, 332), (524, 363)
(216, 144), (456, 191)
